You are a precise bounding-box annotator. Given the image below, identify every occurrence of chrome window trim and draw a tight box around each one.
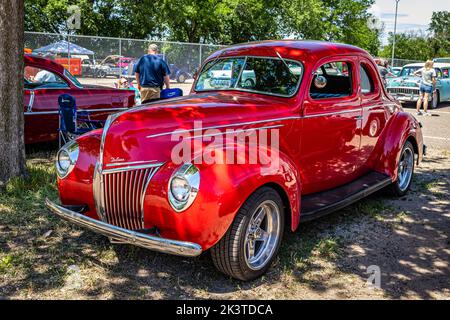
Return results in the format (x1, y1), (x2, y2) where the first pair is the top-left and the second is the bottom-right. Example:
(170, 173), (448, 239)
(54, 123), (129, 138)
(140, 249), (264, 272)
(194, 55), (304, 98)
(27, 91), (35, 113)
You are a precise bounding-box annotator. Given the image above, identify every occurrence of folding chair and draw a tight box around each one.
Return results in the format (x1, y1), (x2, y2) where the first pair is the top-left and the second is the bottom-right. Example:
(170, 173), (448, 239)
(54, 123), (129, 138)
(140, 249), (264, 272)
(58, 94), (104, 147)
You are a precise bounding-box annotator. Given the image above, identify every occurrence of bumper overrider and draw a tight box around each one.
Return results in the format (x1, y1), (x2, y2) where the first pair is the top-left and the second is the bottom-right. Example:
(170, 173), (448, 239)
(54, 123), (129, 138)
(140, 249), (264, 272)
(45, 198), (202, 257)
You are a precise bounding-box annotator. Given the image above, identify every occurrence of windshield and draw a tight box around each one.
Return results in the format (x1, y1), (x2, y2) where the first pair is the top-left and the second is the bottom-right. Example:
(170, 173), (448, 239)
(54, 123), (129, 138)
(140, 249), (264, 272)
(195, 56), (303, 97)
(400, 66), (442, 78)
(64, 69), (83, 88)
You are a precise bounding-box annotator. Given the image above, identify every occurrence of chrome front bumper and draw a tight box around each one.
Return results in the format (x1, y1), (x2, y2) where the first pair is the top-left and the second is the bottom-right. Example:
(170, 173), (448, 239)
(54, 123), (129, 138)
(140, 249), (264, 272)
(45, 198), (202, 257)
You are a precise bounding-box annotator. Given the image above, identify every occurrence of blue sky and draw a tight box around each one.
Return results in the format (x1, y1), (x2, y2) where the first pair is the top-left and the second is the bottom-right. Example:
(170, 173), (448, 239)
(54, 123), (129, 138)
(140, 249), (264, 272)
(371, 0), (450, 44)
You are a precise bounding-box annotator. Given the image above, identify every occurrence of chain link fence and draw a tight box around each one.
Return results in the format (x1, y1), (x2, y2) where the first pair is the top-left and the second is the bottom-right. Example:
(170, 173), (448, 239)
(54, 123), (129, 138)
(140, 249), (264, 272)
(25, 31), (225, 90)
(380, 57), (423, 68)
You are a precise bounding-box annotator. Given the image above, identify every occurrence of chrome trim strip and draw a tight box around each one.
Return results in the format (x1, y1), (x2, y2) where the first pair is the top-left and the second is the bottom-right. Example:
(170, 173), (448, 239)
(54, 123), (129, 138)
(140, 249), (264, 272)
(147, 116), (301, 139)
(45, 198), (202, 257)
(105, 160), (158, 167)
(102, 162), (165, 174)
(185, 124), (284, 140)
(24, 107), (128, 116)
(303, 108), (360, 119)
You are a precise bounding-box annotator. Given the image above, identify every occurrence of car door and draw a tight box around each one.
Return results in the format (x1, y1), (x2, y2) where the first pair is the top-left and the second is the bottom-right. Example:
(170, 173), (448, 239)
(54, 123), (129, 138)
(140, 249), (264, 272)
(300, 57), (362, 194)
(357, 58), (388, 174)
(438, 67), (450, 101)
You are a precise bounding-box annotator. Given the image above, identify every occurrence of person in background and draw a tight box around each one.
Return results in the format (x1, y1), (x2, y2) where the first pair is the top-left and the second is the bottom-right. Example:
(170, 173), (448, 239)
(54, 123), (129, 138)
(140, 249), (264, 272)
(133, 43), (170, 103)
(33, 69), (57, 83)
(117, 77), (141, 105)
(376, 59), (394, 85)
(414, 60), (436, 116)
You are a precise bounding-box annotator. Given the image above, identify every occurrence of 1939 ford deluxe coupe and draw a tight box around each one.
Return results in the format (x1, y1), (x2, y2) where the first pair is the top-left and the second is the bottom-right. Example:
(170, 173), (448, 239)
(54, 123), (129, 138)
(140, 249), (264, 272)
(46, 41), (424, 281)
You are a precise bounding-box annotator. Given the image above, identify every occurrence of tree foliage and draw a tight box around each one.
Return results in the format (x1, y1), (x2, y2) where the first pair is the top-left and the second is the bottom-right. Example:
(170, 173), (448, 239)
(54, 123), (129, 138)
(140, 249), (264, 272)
(25, 0), (382, 54)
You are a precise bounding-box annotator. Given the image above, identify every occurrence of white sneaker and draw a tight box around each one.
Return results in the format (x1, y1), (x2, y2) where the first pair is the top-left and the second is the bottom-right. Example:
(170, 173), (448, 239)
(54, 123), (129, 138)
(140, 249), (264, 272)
(424, 112), (432, 116)
(416, 112), (423, 116)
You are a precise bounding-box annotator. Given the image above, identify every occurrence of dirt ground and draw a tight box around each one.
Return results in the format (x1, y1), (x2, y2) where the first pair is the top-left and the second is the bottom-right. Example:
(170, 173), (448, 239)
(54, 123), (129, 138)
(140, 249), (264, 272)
(0, 146), (449, 300)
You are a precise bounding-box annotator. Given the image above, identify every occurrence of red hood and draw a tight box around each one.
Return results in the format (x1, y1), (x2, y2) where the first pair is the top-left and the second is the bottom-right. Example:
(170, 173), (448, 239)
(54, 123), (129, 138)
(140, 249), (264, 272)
(101, 92), (294, 167)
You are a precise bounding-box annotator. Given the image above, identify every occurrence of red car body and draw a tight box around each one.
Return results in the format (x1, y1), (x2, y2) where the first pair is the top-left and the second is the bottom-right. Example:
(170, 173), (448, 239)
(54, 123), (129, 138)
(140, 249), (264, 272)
(47, 41), (424, 280)
(24, 55), (135, 144)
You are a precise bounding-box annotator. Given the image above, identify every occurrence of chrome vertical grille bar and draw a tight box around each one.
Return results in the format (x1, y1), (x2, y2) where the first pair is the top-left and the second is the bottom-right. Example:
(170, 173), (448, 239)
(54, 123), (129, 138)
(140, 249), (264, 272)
(95, 163), (162, 230)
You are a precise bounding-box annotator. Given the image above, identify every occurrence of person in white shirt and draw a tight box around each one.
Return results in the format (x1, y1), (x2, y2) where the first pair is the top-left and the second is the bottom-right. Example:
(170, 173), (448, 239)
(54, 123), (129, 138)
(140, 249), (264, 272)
(414, 60), (437, 116)
(34, 69), (57, 83)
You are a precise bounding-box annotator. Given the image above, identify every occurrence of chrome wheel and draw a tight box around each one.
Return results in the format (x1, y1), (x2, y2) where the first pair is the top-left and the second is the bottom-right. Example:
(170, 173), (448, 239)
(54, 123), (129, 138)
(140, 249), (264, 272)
(398, 146), (414, 192)
(244, 200), (281, 270)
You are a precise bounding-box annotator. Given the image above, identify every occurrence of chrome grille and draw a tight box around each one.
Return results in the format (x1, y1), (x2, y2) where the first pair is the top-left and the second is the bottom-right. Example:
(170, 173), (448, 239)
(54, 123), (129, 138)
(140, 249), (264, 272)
(387, 87), (419, 95)
(100, 166), (159, 230)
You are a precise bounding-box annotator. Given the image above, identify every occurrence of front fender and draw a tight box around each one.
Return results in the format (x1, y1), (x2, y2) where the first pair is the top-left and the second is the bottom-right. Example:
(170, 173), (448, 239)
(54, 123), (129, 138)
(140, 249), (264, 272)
(143, 149), (301, 251)
(373, 111), (423, 181)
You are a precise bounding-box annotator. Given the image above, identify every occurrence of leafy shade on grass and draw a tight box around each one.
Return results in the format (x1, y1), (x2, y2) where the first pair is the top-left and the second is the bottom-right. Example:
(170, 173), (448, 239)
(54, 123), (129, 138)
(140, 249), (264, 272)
(0, 160), (58, 223)
(0, 154), (60, 279)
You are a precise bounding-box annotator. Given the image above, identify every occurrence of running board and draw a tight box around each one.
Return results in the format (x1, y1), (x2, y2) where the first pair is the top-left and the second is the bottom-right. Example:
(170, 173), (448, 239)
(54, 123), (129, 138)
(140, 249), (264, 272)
(300, 171), (392, 223)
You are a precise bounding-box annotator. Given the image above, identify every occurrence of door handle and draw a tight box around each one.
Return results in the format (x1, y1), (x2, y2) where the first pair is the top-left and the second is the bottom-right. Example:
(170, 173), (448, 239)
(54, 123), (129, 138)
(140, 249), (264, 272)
(353, 115), (363, 120)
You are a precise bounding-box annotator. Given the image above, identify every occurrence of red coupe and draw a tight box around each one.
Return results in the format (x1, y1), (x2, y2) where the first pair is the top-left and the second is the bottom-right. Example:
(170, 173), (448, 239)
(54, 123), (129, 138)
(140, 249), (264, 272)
(46, 41), (424, 281)
(24, 55), (135, 144)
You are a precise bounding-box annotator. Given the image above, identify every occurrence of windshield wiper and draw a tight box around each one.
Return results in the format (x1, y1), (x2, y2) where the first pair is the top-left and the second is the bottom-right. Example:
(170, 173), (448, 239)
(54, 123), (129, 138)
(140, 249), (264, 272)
(274, 49), (298, 80)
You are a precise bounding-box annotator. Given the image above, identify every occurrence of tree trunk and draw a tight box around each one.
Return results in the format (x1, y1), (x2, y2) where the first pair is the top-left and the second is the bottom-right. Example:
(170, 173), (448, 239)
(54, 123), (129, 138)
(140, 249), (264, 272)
(0, 0), (26, 187)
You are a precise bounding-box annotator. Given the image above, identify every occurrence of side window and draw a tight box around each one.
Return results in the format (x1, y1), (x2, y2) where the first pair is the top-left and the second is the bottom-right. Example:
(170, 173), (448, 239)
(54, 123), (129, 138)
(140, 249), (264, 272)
(442, 68), (449, 78)
(310, 61), (353, 99)
(360, 64), (375, 94)
(24, 66), (68, 89)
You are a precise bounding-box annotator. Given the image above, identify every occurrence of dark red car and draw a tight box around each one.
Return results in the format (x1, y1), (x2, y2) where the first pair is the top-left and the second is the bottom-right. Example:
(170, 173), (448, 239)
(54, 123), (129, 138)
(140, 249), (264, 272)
(46, 41), (424, 281)
(24, 55), (135, 144)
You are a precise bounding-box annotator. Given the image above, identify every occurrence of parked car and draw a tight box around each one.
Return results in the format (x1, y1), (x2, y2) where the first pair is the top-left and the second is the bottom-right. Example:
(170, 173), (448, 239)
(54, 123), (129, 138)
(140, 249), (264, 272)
(433, 57), (450, 63)
(386, 62), (450, 108)
(169, 63), (192, 83)
(24, 54), (136, 144)
(46, 41), (424, 281)
(96, 55), (135, 78)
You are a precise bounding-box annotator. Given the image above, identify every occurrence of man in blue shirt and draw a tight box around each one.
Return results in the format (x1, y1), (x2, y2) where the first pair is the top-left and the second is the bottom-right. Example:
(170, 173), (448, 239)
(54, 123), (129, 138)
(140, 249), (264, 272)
(133, 43), (171, 103)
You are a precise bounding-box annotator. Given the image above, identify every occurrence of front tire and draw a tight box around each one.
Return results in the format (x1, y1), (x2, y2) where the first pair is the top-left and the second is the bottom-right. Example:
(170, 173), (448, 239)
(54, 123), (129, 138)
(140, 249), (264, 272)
(388, 141), (415, 197)
(211, 187), (285, 281)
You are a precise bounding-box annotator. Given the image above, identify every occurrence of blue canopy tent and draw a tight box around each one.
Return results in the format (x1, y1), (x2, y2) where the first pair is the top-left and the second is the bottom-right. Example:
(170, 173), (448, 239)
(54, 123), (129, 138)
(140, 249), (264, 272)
(33, 40), (94, 56)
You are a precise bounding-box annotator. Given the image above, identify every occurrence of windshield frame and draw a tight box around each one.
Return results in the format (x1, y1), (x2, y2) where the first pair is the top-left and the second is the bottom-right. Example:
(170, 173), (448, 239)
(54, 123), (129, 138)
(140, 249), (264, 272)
(194, 55), (304, 98)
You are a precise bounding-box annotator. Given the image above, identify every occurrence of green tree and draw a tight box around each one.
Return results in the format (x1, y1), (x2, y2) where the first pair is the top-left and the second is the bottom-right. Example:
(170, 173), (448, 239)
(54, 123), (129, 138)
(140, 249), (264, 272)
(428, 11), (450, 57)
(380, 31), (434, 61)
(25, 0), (161, 39)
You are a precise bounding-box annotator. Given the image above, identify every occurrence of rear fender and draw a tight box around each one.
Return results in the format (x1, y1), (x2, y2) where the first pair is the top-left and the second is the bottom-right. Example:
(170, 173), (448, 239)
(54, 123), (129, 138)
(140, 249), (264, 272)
(373, 112), (423, 181)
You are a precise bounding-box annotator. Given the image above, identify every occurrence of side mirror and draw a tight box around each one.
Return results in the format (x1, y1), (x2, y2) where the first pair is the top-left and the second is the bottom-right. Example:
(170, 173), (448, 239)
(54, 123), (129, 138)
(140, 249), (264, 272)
(314, 75), (327, 89)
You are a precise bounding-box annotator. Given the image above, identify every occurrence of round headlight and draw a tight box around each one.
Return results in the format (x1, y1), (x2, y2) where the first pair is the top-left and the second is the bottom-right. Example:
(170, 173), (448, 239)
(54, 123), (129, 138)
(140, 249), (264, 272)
(168, 164), (200, 212)
(56, 141), (79, 179)
(170, 176), (190, 202)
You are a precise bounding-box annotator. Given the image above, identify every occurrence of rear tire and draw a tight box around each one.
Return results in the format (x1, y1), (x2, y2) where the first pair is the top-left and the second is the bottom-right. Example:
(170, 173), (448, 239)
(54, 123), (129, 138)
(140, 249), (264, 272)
(211, 187), (285, 281)
(388, 141), (415, 197)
